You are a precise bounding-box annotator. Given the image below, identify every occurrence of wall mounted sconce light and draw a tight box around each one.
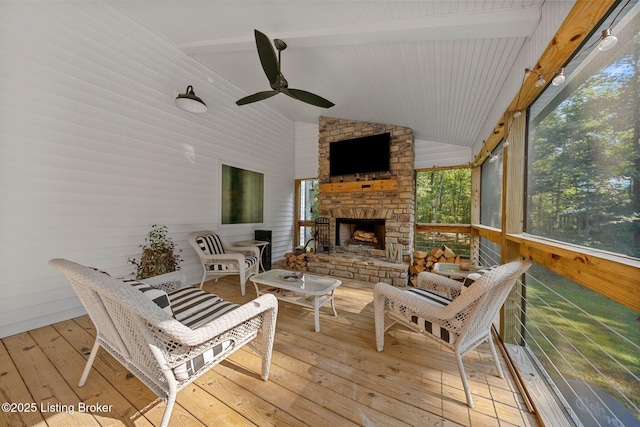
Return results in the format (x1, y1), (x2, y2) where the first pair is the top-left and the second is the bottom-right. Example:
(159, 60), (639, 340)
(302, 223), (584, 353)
(174, 85), (207, 113)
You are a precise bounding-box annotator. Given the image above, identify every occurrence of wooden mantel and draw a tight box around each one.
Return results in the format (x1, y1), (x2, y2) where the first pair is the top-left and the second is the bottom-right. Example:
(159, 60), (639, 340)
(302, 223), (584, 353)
(319, 179), (398, 194)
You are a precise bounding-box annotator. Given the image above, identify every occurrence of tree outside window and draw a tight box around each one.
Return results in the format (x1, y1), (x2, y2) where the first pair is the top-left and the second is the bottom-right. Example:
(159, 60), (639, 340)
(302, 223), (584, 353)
(415, 168), (472, 255)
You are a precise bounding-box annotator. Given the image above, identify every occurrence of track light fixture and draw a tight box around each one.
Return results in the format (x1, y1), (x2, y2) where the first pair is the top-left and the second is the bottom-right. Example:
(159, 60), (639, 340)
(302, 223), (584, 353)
(174, 85), (207, 113)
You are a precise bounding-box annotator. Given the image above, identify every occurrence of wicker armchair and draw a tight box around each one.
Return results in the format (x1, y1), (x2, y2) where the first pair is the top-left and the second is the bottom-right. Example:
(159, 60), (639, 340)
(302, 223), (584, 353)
(188, 230), (260, 295)
(373, 260), (531, 407)
(49, 258), (278, 427)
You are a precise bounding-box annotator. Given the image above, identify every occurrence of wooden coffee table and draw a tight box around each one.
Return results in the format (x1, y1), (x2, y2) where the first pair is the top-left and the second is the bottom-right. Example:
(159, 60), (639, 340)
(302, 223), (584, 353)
(250, 269), (341, 332)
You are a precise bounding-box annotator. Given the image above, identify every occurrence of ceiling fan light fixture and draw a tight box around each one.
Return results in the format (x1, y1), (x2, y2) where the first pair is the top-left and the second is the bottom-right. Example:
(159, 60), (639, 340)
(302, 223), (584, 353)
(552, 68), (566, 86)
(598, 28), (618, 51)
(175, 85), (207, 113)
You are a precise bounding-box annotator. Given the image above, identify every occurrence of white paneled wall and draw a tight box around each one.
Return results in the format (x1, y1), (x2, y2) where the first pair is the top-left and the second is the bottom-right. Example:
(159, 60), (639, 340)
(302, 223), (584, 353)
(294, 122), (320, 180)
(414, 139), (472, 169)
(0, 2), (294, 338)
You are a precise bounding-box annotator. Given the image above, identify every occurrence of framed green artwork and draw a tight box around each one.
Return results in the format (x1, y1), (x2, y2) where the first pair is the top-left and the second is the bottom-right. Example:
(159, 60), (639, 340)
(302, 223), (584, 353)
(221, 164), (264, 224)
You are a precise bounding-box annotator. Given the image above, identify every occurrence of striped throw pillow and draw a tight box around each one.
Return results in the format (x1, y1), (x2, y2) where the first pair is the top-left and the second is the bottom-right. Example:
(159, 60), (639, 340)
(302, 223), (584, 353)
(122, 278), (173, 316)
(461, 265), (499, 294)
(91, 267), (111, 276)
(196, 234), (226, 255)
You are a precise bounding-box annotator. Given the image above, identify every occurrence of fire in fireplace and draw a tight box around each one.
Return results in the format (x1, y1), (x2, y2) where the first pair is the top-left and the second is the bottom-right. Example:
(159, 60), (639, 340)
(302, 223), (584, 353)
(335, 218), (385, 250)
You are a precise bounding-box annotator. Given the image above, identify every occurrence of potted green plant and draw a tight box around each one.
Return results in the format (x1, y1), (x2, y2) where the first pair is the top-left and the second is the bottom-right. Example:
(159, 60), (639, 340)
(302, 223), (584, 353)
(129, 225), (182, 279)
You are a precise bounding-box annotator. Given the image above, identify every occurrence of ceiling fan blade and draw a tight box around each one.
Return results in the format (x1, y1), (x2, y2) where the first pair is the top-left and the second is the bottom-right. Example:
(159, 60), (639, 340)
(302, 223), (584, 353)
(254, 30), (279, 84)
(286, 88), (335, 108)
(236, 90), (279, 106)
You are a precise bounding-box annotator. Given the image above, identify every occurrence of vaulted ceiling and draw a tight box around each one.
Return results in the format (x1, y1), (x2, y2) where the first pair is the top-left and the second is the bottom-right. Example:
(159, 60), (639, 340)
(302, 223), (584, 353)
(111, 1), (548, 147)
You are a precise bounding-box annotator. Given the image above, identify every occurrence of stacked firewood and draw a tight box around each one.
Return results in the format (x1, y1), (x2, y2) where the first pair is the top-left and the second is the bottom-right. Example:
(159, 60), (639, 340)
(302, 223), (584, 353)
(284, 251), (308, 271)
(409, 245), (460, 285)
(352, 230), (378, 245)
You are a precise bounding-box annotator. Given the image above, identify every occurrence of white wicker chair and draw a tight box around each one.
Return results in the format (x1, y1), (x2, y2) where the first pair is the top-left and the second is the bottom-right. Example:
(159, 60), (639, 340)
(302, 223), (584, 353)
(188, 230), (260, 295)
(49, 258), (278, 427)
(373, 260), (531, 408)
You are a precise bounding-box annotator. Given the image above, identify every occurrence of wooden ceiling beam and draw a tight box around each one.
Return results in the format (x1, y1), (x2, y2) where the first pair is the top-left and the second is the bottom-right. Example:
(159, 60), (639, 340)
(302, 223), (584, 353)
(177, 7), (541, 54)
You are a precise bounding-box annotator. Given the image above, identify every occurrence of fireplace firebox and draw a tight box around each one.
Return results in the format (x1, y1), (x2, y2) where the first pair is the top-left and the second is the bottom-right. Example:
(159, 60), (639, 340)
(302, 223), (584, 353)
(335, 218), (385, 250)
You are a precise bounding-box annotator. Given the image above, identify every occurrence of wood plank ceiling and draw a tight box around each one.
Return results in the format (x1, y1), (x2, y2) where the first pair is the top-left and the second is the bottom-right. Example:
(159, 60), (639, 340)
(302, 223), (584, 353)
(110, 1), (545, 147)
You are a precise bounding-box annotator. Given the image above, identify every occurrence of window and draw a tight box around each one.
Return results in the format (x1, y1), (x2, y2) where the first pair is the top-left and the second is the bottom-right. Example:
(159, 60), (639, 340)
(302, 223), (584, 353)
(480, 142), (503, 229)
(527, 8), (640, 258)
(522, 2), (640, 422)
(416, 168), (471, 224)
(294, 179), (318, 247)
(415, 168), (471, 255)
(479, 143), (504, 265)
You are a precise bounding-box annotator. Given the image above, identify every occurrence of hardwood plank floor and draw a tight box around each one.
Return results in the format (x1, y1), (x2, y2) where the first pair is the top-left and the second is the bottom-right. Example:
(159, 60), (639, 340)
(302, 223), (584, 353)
(0, 273), (540, 426)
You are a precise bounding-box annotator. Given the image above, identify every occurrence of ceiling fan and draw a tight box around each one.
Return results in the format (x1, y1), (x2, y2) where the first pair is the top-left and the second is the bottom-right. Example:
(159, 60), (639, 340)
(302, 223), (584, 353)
(236, 30), (335, 108)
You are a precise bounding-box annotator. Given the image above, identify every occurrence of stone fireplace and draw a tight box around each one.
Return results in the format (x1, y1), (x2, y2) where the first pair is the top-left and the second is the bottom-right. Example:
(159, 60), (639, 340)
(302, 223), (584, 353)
(305, 117), (415, 286)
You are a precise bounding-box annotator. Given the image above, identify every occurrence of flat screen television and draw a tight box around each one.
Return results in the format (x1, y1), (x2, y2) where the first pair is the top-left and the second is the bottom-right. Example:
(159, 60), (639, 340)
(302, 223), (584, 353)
(329, 132), (391, 177)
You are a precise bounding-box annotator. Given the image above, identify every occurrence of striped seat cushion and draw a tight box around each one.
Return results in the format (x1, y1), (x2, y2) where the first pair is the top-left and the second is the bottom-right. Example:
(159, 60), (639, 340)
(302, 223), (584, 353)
(196, 234), (225, 255)
(168, 287), (239, 329)
(206, 255), (259, 272)
(122, 278), (173, 316)
(244, 256), (259, 269)
(169, 286), (239, 381)
(461, 265), (498, 294)
(404, 287), (455, 344)
(173, 339), (234, 381)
